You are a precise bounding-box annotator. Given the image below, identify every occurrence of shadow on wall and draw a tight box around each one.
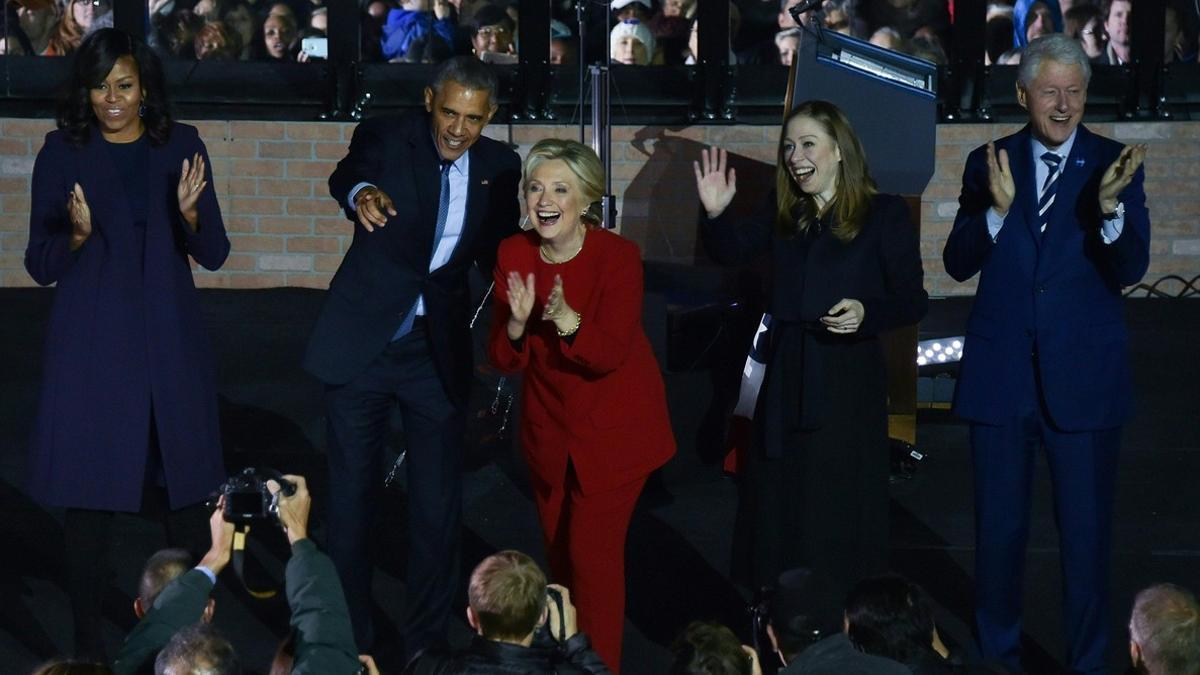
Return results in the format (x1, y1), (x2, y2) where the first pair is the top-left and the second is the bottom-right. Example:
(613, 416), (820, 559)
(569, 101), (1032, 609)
(620, 128), (777, 264)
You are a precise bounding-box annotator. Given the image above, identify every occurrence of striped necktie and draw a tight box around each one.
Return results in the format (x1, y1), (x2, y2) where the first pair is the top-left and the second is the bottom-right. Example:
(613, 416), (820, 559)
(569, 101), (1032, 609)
(1038, 151), (1062, 234)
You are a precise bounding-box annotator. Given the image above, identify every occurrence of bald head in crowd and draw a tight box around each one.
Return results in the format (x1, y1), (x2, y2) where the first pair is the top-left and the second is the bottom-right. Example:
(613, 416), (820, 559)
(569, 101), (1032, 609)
(1129, 583), (1200, 675)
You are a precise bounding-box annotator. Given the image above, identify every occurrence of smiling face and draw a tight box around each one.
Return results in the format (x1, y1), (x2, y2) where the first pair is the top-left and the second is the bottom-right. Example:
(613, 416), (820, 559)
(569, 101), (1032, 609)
(89, 55), (145, 143)
(782, 114), (841, 206)
(1018, 58), (1087, 149)
(525, 158), (586, 246)
(472, 22), (513, 55)
(424, 80), (496, 162)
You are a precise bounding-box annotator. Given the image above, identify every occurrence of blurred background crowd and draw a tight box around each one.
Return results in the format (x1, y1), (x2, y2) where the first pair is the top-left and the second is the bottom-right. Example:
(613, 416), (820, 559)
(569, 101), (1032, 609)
(2, 0), (1197, 71)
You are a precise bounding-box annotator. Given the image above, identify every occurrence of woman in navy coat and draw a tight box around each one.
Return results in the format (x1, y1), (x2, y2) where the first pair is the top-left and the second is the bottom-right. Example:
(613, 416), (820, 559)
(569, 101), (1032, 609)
(24, 28), (229, 658)
(695, 100), (928, 634)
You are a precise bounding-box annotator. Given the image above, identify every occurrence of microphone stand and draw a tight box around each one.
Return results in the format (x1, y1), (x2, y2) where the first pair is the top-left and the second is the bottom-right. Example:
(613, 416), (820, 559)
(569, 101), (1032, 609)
(577, 0), (587, 144)
(583, 1), (619, 228)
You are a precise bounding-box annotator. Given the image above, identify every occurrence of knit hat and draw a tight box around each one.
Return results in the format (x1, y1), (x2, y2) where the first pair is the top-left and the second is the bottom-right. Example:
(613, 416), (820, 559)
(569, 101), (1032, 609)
(609, 19), (654, 65)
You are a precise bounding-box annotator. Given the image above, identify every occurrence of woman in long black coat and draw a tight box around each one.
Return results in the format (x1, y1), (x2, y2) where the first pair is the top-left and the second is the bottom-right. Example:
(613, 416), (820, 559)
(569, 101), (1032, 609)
(695, 100), (927, 633)
(24, 28), (229, 658)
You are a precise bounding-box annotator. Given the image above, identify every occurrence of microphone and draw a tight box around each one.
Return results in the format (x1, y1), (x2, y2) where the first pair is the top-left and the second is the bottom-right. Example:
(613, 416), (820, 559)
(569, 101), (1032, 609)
(788, 0), (823, 24)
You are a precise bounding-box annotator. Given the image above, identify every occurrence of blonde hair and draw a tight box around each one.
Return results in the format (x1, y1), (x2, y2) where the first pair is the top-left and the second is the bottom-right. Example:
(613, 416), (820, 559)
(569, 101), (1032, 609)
(522, 139), (605, 225)
(468, 550), (548, 641)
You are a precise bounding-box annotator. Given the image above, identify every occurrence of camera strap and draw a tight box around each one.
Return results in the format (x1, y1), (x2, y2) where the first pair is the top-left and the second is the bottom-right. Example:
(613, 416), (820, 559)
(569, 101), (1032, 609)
(231, 526), (281, 599)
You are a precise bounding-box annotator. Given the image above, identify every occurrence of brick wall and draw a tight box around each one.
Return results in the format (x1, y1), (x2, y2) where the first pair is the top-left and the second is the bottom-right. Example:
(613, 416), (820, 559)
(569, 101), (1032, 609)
(2, 117), (1197, 295)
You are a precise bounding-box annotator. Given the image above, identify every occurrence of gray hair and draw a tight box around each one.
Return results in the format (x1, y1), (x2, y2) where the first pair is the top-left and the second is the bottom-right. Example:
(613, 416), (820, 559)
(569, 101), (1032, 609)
(775, 27), (804, 45)
(1018, 33), (1092, 89)
(155, 623), (240, 675)
(1130, 584), (1200, 675)
(430, 55), (499, 106)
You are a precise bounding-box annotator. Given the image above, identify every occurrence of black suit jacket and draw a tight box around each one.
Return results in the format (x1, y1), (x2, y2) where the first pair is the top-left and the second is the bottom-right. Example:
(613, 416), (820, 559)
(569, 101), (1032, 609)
(304, 111), (521, 404)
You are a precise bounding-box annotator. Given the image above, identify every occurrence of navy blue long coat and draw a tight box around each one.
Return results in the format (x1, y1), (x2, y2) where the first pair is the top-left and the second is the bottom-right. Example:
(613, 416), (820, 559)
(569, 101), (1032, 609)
(24, 122), (230, 512)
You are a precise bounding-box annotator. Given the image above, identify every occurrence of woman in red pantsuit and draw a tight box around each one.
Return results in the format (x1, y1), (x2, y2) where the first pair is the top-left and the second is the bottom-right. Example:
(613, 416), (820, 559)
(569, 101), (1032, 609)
(488, 139), (675, 672)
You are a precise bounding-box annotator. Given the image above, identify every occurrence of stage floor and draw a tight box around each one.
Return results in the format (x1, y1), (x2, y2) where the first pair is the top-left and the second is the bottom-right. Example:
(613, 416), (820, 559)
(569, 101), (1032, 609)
(1, 289), (1196, 674)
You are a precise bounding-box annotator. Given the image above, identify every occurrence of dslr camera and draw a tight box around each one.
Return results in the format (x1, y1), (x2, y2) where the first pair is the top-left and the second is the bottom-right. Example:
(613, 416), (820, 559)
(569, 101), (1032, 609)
(207, 467), (295, 525)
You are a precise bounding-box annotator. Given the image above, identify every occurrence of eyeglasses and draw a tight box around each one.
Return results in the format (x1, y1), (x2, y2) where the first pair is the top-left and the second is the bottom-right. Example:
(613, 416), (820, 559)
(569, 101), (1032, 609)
(75, 0), (110, 6)
(475, 26), (511, 37)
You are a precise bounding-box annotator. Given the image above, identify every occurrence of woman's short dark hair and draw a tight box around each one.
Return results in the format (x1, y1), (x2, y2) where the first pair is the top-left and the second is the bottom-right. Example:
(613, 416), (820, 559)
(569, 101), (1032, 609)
(56, 28), (172, 148)
(844, 574), (937, 665)
(668, 621), (752, 675)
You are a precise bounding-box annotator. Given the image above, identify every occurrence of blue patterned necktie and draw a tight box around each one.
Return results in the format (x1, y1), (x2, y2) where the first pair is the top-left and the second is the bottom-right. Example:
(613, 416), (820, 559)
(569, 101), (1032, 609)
(1037, 152), (1062, 234)
(392, 160), (452, 341)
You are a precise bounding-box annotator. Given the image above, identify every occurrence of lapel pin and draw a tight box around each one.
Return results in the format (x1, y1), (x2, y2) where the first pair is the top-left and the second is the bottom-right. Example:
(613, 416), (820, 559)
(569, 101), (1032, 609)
(1074, 158), (1085, 167)
(481, 179), (489, 185)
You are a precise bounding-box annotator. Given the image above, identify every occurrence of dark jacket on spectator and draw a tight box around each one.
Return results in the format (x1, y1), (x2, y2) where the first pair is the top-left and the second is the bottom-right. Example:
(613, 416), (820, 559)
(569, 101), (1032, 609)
(110, 540), (360, 675)
(112, 569), (212, 675)
(784, 633), (911, 675)
(286, 538), (362, 674)
(381, 8), (455, 60)
(403, 633), (611, 674)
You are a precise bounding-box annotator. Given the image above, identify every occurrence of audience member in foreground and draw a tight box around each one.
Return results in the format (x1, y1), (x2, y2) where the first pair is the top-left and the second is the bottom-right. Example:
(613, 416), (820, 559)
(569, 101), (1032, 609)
(669, 621), (762, 675)
(403, 550), (611, 674)
(113, 476), (363, 675)
(1128, 583), (1200, 675)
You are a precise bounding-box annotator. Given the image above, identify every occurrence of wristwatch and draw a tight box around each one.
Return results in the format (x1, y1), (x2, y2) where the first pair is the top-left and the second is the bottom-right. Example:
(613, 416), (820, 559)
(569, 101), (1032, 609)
(1101, 202), (1124, 220)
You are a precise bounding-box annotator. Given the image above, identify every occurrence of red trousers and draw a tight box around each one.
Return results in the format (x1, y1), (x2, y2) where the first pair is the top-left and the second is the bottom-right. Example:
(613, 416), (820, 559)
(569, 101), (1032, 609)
(533, 466), (646, 674)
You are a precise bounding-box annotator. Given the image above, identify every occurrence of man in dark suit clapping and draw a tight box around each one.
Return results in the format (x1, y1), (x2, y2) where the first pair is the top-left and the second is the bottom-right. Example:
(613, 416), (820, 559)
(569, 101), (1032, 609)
(304, 55), (521, 659)
(943, 34), (1149, 675)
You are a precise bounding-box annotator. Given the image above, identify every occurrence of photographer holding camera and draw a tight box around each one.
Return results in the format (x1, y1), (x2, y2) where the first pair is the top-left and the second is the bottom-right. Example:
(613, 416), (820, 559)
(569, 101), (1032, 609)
(403, 550), (610, 674)
(112, 474), (366, 674)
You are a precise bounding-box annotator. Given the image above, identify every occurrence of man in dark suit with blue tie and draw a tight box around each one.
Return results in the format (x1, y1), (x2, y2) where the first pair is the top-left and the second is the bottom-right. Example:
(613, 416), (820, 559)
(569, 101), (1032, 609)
(944, 35), (1150, 674)
(303, 56), (521, 658)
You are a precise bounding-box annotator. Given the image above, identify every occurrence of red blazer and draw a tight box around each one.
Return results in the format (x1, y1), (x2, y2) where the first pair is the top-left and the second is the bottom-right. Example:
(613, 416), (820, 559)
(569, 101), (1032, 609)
(489, 228), (676, 495)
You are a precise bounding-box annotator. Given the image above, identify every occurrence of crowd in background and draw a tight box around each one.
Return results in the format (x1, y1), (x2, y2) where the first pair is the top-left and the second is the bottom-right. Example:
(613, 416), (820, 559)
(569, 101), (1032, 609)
(3, 0), (1199, 69)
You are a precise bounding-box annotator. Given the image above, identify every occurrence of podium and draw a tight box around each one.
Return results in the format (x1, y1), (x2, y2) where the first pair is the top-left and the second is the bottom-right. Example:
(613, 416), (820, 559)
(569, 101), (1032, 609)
(788, 27), (938, 444)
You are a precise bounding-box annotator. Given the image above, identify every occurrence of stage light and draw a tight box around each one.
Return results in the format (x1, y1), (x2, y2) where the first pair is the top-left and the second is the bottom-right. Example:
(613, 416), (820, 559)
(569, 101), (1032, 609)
(918, 336), (965, 367)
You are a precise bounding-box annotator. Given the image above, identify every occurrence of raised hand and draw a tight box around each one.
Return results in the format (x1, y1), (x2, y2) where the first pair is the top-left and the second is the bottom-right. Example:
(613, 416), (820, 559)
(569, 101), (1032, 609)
(1098, 143), (1147, 212)
(267, 474), (311, 545)
(821, 298), (865, 334)
(198, 496), (237, 574)
(693, 146), (737, 219)
(178, 152), (207, 231)
(67, 182), (92, 251)
(354, 186), (397, 233)
(985, 141), (1015, 216)
(506, 271), (536, 339)
(433, 0), (451, 20)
